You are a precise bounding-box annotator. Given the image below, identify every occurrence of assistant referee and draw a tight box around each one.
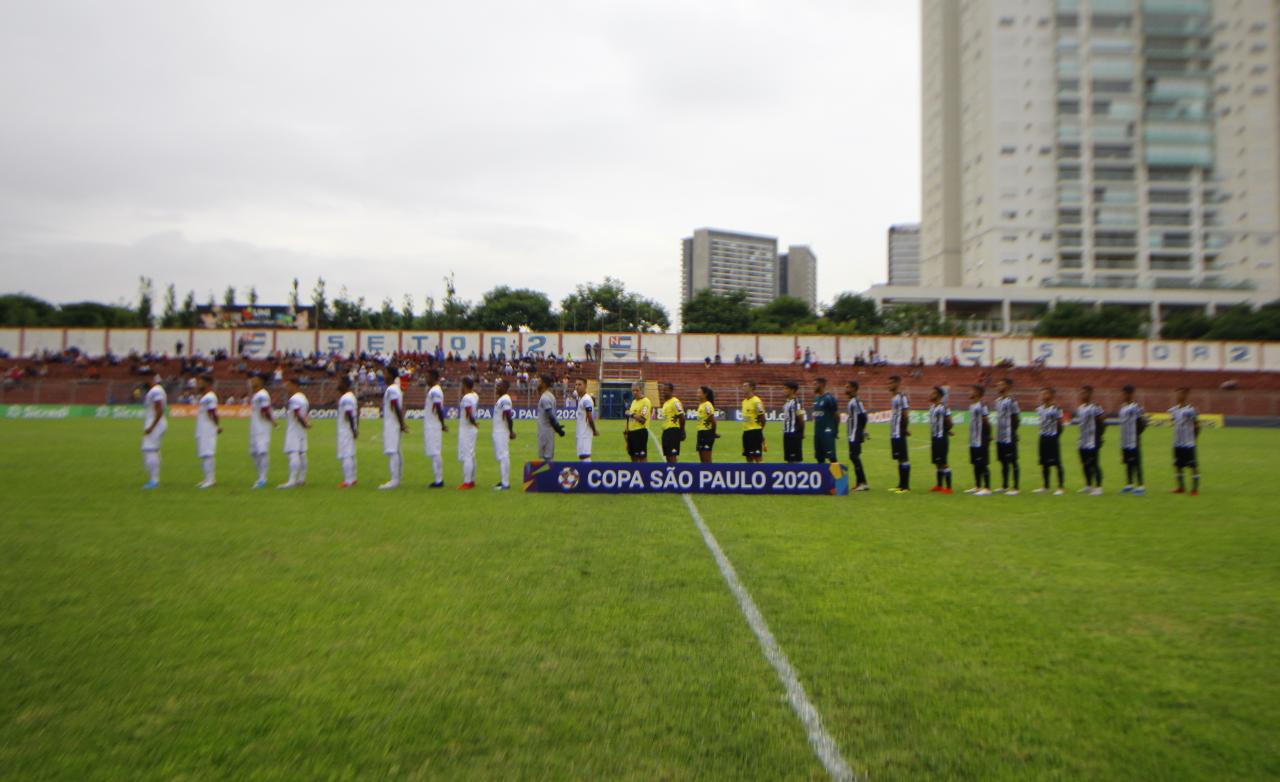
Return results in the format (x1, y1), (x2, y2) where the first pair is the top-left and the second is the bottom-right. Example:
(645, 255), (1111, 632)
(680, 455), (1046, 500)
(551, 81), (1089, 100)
(624, 382), (651, 463)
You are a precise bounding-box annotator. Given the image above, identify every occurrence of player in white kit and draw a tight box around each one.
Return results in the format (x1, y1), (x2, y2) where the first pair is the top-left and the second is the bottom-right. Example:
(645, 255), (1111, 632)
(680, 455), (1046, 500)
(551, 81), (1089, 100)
(492, 379), (515, 490)
(141, 375), (168, 488)
(380, 367), (408, 490)
(247, 374), (276, 488)
(194, 375), (222, 489)
(457, 376), (480, 490)
(279, 378), (311, 488)
(574, 378), (598, 460)
(336, 375), (359, 487)
(422, 367), (447, 488)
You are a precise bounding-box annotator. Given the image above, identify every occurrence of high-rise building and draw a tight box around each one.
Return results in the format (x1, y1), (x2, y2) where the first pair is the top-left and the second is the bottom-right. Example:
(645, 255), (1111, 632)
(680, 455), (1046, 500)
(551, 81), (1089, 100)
(873, 0), (1280, 333)
(681, 228), (780, 307)
(888, 224), (922, 286)
(779, 245), (819, 309)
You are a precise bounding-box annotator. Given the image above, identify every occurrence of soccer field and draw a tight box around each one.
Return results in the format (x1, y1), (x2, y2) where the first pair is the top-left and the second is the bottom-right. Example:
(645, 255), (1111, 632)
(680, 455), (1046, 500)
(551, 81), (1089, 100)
(2, 418), (1277, 781)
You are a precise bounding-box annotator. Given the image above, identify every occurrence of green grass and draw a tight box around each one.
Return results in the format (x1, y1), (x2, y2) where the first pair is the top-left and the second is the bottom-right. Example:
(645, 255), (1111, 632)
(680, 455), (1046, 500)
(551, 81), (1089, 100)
(1, 417), (1277, 780)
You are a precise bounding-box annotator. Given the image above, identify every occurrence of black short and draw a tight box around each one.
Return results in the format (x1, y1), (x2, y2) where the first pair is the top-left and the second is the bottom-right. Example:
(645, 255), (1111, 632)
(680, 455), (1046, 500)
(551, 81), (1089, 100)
(931, 437), (949, 466)
(662, 428), (682, 457)
(783, 432), (804, 463)
(696, 430), (716, 453)
(996, 441), (1018, 462)
(1122, 447), (1141, 466)
(626, 429), (648, 459)
(847, 439), (863, 460)
(969, 445), (989, 466)
(1038, 435), (1060, 466)
(1078, 447), (1098, 467)
(814, 434), (836, 464)
(890, 437), (908, 462)
(1174, 446), (1197, 468)
(742, 429), (763, 458)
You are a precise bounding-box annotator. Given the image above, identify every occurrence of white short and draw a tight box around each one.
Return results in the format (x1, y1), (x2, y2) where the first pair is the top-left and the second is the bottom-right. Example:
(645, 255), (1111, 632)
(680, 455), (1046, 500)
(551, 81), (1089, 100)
(250, 436), (270, 455)
(196, 435), (217, 458)
(336, 435), (356, 460)
(576, 434), (593, 457)
(383, 429), (401, 455)
(457, 430), (477, 460)
(492, 435), (510, 458)
(423, 426), (443, 457)
(284, 434), (308, 454)
(141, 422), (167, 452)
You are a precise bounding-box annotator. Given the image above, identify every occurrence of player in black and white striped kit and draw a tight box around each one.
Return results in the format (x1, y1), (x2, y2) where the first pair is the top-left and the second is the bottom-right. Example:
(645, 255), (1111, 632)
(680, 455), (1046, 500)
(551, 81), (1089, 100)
(965, 385), (992, 496)
(845, 381), (869, 491)
(993, 378), (1021, 495)
(927, 386), (954, 493)
(1169, 386), (1201, 496)
(1117, 384), (1147, 495)
(1074, 385), (1106, 496)
(781, 381), (805, 464)
(887, 375), (911, 493)
(1034, 387), (1065, 495)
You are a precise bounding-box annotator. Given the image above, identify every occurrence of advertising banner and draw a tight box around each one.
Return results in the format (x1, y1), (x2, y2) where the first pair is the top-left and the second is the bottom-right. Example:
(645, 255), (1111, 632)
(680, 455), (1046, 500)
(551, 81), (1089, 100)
(523, 461), (850, 495)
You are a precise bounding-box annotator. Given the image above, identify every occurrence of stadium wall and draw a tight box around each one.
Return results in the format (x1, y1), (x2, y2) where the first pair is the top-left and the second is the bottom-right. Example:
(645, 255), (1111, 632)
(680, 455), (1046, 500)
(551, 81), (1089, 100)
(1, 328), (1277, 373)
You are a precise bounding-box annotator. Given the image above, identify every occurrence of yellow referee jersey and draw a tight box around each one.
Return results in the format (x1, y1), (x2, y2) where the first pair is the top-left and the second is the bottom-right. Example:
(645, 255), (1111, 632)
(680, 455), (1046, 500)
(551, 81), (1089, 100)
(661, 397), (683, 430)
(697, 401), (716, 431)
(741, 395), (764, 431)
(626, 397), (651, 431)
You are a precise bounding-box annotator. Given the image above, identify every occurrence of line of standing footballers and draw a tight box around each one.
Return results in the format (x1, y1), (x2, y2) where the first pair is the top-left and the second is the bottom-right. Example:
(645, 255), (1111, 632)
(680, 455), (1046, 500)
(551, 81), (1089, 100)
(613, 375), (1204, 497)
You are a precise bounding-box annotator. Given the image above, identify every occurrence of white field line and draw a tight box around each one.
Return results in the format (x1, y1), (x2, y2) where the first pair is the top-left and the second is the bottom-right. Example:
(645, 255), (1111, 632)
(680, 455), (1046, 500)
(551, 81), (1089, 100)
(643, 429), (855, 781)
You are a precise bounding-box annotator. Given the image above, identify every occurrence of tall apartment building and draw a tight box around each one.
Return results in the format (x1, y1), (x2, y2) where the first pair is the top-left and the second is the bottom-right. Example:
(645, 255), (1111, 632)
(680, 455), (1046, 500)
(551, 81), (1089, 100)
(874, 0), (1280, 332)
(888, 223), (923, 285)
(779, 245), (819, 309)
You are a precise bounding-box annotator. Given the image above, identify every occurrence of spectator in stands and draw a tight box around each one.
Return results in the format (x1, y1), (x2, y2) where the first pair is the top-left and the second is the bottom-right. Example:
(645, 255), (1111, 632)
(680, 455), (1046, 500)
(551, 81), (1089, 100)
(704, 356), (712, 368)
(714, 354), (722, 365)
(584, 342), (594, 361)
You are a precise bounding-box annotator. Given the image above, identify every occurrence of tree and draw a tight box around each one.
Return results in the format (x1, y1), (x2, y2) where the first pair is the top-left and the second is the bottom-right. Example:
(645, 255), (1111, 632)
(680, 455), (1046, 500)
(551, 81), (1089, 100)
(824, 293), (883, 333)
(401, 294), (415, 329)
(137, 277), (154, 327)
(749, 296), (815, 333)
(248, 287), (259, 306)
(1204, 304), (1280, 341)
(680, 289), (752, 333)
(329, 287), (369, 329)
(881, 304), (966, 336)
(470, 286), (556, 331)
(1033, 302), (1146, 338)
(312, 278), (328, 328)
(438, 273), (472, 329)
(179, 290), (198, 328)
(375, 297), (398, 329)
(289, 278), (301, 310)
(161, 284), (179, 327)
(223, 286), (236, 309)
(0, 294), (58, 326)
(1160, 311), (1212, 340)
(58, 301), (140, 327)
(559, 277), (670, 332)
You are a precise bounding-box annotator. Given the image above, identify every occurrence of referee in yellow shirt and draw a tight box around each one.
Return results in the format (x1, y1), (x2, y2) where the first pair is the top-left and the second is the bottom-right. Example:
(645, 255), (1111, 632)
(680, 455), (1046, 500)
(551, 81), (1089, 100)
(659, 382), (686, 463)
(624, 382), (651, 462)
(696, 386), (718, 463)
(740, 380), (765, 463)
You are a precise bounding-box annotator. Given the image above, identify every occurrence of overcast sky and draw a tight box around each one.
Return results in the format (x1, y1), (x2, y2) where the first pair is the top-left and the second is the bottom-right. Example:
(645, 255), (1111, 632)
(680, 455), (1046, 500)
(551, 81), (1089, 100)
(0, 0), (920, 326)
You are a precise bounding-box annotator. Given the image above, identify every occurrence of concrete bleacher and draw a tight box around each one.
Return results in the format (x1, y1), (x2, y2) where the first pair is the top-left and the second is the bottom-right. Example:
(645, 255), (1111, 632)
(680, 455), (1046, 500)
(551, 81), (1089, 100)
(3, 356), (1279, 417)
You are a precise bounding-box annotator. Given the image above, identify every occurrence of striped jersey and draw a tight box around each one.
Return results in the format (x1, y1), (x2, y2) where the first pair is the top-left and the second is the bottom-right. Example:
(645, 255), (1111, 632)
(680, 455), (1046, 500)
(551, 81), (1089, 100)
(928, 403), (950, 439)
(1118, 402), (1145, 449)
(1037, 404), (1062, 437)
(781, 397), (803, 435)
(1075, 403), (1104, 449)
(994, 395), (1020, 444)
(1170, 404), (1198, 448)
(889, 392), (909, 439)
(847, 397), (866, 442)
(968, 401), (989, 447)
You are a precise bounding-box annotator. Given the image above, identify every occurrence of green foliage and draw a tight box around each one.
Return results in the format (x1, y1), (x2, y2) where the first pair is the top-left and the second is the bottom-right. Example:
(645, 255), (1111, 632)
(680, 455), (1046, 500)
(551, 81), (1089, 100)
(179, 291), (199, 328)
(560, 277), (670, 332)
(881, 304), (966, 336)
(823, 293), (883, 332)
(57, 302), (143, 327)
(748, 296), (814, 333)
(136, 277), (154, 328)
(0, 294), (58, 326)
(1034, 302), (1147, 338)
(681, 289), (752, 333)
(1202, 304), (1280, 341)
(160, 285), (179, 328)
(1160, 311), (1213, 340)
(470, 287), (556, 331)
(311, 278), (328, 328)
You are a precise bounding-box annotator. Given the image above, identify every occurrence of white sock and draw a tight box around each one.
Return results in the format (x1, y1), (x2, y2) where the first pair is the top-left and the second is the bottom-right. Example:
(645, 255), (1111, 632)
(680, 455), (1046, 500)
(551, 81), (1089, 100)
(431, 455), (443, 483)
(298, 453), (308, 484)
(497, 455), (510, 486)
(342, 457), (357, 483)
(288, 453), (301, 484)
(255, 454), (268, 482)
(389, 453), (402, 484)
(202, 456), (215, 483)
(463, 455), (476, 483)
(144, 452), (160, 482)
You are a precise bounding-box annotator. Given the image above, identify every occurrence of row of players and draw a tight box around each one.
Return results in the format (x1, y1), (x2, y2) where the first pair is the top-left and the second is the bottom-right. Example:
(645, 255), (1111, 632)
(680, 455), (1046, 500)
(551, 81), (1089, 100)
(138, 368), (1202, 495)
